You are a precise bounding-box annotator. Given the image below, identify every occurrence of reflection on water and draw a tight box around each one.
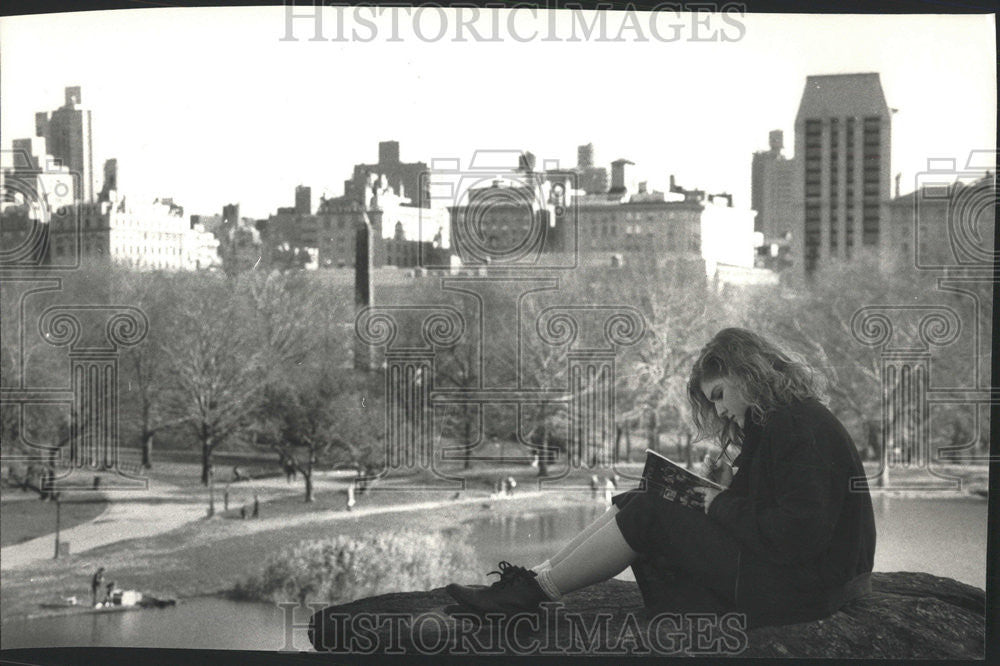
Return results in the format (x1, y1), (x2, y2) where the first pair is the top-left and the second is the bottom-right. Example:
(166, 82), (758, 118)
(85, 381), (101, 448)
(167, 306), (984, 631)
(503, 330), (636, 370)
(460, 503), (609, 574)
(1, 597), (286, 651)
(871, 495), (987, 590)
(1, 494), (987, 650)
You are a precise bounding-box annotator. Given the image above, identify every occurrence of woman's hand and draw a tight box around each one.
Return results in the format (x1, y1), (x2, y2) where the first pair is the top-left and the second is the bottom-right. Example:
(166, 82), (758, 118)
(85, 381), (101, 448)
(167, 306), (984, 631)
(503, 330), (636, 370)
(695, 486), (723, 514)
(700, 453), (734, 488)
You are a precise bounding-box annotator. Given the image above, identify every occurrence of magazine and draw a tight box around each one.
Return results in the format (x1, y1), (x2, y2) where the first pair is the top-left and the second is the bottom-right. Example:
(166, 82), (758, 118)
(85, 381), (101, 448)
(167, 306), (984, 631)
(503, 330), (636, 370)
(641, 448), (724, 509)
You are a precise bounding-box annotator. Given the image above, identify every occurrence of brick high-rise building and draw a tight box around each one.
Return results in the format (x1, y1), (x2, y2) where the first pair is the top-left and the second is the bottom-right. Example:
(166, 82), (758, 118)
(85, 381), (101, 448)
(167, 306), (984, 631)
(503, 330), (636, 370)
(751, 129), (795, 241)
(34, 86), (95, 202)
(793, 73), (892, 275)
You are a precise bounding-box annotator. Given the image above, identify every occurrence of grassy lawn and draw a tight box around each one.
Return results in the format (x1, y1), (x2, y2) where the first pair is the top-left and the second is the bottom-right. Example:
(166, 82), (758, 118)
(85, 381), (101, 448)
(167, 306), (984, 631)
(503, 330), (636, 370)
(0, 496), (109, 548)
(126, 450), (288, 489)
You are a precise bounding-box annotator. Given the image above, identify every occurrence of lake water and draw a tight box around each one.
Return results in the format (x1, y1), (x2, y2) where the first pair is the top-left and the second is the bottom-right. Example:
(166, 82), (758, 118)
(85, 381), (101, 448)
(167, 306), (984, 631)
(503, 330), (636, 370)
(0, 494), (988, 651)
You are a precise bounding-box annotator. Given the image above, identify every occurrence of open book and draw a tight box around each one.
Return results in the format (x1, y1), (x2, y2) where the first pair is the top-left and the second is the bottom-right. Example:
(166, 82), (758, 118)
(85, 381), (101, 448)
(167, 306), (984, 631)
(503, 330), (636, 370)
(641, 449), (723, 509)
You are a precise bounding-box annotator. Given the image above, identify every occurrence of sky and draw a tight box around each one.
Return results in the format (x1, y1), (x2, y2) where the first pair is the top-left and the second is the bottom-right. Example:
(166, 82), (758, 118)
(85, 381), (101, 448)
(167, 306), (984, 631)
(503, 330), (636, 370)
(0, 8), (995, 219)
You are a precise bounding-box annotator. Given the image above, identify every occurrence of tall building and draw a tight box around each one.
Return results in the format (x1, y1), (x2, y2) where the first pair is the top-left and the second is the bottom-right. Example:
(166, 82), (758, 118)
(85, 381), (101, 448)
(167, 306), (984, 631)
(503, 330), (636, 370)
(343, 141), (431, 207)
(882, 173), (996, 272)
(751, 130), (795, 241)
(793, 73), (892, 275)
(34, 86), (95, 202)
(574, 143), (609, 194)
(295, 185), (313, 215)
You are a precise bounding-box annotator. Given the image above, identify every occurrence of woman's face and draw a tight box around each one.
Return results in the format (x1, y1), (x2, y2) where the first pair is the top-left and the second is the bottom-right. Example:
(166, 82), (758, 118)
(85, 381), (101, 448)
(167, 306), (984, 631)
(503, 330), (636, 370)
(700, 376), (750, 428)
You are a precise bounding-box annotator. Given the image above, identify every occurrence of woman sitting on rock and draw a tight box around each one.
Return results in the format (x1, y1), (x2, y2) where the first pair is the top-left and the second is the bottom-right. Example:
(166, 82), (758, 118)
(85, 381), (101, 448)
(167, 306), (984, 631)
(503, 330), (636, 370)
(447, 327), (876, 628)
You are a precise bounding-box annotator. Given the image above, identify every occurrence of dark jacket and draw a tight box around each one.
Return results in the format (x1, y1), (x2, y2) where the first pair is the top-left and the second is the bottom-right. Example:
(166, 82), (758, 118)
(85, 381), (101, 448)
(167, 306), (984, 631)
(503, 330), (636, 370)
(707, 397), (876, 617)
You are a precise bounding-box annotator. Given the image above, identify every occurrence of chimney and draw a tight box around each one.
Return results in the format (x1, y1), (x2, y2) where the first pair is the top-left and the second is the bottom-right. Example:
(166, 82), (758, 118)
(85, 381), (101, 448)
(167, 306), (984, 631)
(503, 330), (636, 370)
(65, 86), (82, 107)
(609, 159), (634, 194)
(669, 174), (677, 192)
(577, 143), (594, 168)
(295, 185), (312, 215)
(638, 181), (647, 194)
(768, 130), (783, 153)
(223, 203), (240, 226)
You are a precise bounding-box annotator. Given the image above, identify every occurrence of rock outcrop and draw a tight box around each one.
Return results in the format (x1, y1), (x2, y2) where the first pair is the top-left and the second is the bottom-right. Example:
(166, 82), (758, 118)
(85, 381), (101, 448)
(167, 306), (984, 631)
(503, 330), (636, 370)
(309, 572), (984, 658)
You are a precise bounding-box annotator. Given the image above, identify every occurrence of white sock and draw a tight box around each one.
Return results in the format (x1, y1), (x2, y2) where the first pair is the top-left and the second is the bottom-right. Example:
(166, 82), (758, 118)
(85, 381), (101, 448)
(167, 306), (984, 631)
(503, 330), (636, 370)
(542, 506), (619, 570)
(532, 559), (552, 573)
(535, 568), (562, 601)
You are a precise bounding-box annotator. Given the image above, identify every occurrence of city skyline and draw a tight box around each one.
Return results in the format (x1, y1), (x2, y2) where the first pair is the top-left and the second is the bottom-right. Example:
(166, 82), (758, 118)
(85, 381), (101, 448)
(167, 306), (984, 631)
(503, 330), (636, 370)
(0, 9), (995, 219)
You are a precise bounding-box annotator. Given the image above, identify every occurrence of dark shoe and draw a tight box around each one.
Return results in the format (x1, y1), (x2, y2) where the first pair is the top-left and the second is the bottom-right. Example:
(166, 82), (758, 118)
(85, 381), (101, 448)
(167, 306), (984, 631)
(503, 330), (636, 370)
(446, 561), (547, 614)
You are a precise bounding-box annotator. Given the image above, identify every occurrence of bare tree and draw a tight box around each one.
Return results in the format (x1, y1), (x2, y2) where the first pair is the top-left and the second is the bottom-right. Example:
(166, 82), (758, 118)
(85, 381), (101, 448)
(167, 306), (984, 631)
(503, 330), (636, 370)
(163, 272), (307, 485)
(111, 269), (188, 469)
(622, 273), (715, 467)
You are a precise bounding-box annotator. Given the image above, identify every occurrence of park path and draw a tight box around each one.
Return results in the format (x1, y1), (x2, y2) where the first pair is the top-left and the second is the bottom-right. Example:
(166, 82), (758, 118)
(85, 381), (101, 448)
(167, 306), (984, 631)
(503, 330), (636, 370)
(0, 473), (357, 571)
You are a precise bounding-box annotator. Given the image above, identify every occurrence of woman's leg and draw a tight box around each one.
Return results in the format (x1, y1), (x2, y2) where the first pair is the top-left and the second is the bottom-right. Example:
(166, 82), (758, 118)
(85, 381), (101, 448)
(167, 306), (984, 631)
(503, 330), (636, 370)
(535, 518), (637, 600)
(534, 505), (620, 572)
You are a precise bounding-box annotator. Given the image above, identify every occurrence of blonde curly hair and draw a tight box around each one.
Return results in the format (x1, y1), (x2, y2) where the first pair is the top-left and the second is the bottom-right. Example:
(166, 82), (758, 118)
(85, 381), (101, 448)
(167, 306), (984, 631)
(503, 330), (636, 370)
(687, 327), (827, 449)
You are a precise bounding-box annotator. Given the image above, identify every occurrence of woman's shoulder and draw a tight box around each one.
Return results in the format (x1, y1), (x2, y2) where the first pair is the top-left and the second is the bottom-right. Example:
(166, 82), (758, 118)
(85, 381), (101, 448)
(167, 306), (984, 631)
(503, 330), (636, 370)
(763, 397), (849, 442)
(761, 397), (832, 433)
(768, 395), (825, 415)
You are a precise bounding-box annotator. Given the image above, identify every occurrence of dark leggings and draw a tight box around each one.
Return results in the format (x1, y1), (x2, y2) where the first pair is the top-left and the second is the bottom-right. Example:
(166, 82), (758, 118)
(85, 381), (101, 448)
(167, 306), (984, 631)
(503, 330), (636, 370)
(612, 488), (825, 625)
(614, 489), (739, 609)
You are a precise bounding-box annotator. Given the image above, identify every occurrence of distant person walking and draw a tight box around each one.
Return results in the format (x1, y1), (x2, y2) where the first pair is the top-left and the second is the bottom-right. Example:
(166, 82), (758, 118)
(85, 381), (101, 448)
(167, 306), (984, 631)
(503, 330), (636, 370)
(91, 567), (105, 606)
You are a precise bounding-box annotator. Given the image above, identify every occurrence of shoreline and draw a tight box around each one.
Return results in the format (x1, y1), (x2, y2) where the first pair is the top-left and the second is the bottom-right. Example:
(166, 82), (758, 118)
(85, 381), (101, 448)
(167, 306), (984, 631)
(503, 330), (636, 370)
(0, 489), (598, 624)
